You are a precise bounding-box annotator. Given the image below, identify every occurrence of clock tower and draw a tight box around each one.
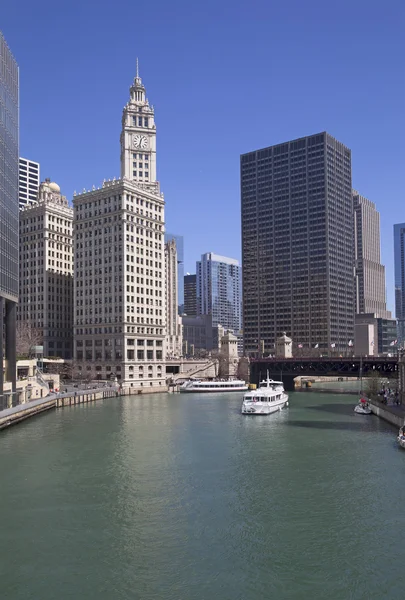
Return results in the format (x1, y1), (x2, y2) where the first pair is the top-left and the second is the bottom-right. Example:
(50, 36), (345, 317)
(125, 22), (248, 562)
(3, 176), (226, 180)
(120, 62), (157, 186)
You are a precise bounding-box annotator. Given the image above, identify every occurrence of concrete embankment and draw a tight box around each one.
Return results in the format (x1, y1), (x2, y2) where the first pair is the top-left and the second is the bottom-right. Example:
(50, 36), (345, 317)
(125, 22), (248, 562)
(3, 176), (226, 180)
(0, 388), (120, 431)
(0, 397), (57, 430)
(369, 399), (405, 429)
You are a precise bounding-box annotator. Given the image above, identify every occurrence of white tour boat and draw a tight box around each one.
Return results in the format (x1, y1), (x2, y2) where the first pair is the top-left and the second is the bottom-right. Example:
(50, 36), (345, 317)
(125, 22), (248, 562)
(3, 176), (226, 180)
(354, 398), (372, 415)
(241, 375), (289, 415)
(179, 379), (248, 393)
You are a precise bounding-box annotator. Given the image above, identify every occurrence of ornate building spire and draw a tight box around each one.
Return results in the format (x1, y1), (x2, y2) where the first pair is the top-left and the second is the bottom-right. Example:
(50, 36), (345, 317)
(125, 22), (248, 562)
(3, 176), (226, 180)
(120, 68), (157, 185)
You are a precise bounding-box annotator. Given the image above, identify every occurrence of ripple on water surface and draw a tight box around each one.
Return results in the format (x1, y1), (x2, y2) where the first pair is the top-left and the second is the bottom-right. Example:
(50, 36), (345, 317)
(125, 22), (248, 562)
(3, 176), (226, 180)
(0, 391), (404, 600)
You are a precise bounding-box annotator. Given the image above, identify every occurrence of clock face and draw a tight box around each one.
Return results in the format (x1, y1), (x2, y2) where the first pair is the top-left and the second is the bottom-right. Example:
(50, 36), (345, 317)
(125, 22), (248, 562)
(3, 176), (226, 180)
(133, 135), (148, 149)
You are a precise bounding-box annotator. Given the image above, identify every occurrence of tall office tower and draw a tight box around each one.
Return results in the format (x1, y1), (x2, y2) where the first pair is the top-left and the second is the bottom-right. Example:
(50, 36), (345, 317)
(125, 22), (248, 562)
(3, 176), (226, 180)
(165, 232), (184, 313)
(353, 191), (390, 318)
(394, 223), (405, 345)
(196, 253), (242, 334)
(241, 132), (354, 356)
(184, 274), (197, 316)
(18, 179), (73, 358)
(165, 239), (182, 357)
(19, 157), (40, 208)
(73, 68), (166, 390)
(0, 33), (19, 409)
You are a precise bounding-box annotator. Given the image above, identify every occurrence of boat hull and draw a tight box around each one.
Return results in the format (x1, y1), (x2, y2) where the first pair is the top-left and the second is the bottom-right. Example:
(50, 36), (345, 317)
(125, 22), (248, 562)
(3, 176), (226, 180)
(242, 397), (289, 415)
(397, 436), (405, 449)
(354, 405), (372, 415)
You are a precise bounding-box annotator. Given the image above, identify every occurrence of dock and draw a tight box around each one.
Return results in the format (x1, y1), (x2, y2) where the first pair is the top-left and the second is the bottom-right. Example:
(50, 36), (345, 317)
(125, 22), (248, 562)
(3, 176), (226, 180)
(369, 399), (405, 429)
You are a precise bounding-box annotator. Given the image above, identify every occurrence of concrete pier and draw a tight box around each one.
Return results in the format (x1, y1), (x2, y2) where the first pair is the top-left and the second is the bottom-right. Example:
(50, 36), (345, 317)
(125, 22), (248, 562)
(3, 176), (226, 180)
(0, 387), (120, 430)
(369, 399), (405, 429)
(56, 389), (118, 408)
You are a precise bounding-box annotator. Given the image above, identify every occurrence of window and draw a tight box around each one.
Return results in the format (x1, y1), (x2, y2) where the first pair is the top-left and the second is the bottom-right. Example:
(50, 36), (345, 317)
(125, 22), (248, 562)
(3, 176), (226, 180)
(137, 350), (144, 360)
(127, 350), (134, 359)
(147, 350), (153, 360)
(138, 117), (142, 126)
(144, 118), (148, 127)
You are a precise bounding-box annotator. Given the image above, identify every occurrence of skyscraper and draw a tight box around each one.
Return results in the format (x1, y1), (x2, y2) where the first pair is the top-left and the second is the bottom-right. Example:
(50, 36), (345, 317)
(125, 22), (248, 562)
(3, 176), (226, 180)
(18, 179), (73, 358)
(394, 223), (405, 345)
(241, 132), (354, 356)
(164, 232), (184, 313)
(19, 157), (40, 209)
(73, 68), (166, 390)
(353, 190), (390, 318)
(184, 274), (197, 316)
(196, 253), (242, 334)
(165, 238), (182, 357)
(0, 32), (19, 409)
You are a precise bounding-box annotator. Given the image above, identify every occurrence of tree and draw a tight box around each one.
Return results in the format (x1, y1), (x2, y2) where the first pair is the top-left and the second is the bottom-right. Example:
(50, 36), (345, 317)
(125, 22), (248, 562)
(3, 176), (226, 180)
(211, 349), (230, 378)
(364, 371), (382, 401)
(16, 321), (43, 358)
(237, 357), (250, 382)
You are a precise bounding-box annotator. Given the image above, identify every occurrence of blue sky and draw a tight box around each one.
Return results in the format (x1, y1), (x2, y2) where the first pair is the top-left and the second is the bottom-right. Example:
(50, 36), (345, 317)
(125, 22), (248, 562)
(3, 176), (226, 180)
(2, 0), (404, 311)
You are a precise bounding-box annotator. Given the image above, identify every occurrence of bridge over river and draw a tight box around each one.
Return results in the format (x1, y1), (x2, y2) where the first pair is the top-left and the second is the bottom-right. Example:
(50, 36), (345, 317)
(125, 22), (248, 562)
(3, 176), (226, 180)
(250, 356), (398, 391)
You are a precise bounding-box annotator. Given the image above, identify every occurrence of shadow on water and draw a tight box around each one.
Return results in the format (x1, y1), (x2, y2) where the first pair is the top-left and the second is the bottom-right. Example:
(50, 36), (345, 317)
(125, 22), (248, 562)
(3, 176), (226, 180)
(306, 403), (357, 416)
(285, 419), (390, 433)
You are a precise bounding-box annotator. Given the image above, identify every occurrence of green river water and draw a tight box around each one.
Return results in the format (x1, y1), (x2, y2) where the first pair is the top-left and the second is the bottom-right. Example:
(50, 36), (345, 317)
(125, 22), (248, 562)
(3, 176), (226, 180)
(0, 391), (405, 600)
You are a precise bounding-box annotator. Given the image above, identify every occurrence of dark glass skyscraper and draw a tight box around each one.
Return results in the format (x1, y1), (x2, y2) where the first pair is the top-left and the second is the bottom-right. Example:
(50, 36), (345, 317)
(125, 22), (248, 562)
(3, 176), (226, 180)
(394, 223), (405, 345)
(184, 274), (197, 316)
(0, 32), (19, 408)
(241, 132), (354, 356)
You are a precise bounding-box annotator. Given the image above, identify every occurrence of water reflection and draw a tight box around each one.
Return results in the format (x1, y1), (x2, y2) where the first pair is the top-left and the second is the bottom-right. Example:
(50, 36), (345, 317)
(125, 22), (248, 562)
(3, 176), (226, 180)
(0, 391), (405, 599)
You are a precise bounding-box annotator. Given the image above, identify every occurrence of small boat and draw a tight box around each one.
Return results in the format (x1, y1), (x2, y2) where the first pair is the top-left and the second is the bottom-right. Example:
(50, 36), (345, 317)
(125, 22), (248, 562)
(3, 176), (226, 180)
(397, 427), (405, 449)
(241, 373), (288, 415)
(354, 398), (372, 415)
(179, 379), (248, 393)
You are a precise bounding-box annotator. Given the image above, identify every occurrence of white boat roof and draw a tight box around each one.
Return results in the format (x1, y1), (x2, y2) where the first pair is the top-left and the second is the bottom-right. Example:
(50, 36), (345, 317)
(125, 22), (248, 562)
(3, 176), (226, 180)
(259, 379), (283, 385)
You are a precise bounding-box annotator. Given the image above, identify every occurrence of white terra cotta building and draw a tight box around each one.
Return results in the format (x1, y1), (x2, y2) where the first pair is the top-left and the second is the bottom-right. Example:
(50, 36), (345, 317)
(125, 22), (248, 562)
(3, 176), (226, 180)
(73, 69), (167, 391)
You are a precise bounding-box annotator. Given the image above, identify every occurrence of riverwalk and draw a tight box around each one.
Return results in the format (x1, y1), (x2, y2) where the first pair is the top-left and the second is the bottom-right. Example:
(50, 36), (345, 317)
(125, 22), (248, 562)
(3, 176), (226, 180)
(0, 387), (119, 430)
(369, 398), (405, 429)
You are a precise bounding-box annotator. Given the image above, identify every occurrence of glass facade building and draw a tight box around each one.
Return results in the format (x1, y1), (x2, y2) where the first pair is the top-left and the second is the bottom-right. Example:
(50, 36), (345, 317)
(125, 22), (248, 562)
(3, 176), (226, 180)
(241, 132), (354, 356)
(165, 232), (184, 313)
(19, 157), (40, 208)
(394, 223), (405, 345)
(184, 273), (197, 316)
(196, 253), (242, 334)
(0, 32), (19, 408)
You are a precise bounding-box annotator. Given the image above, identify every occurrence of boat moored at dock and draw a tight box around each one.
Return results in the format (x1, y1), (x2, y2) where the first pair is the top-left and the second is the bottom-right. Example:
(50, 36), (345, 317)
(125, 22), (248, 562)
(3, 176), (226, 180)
(180, 379), (248, 393)
(354, 398), (372, 415)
